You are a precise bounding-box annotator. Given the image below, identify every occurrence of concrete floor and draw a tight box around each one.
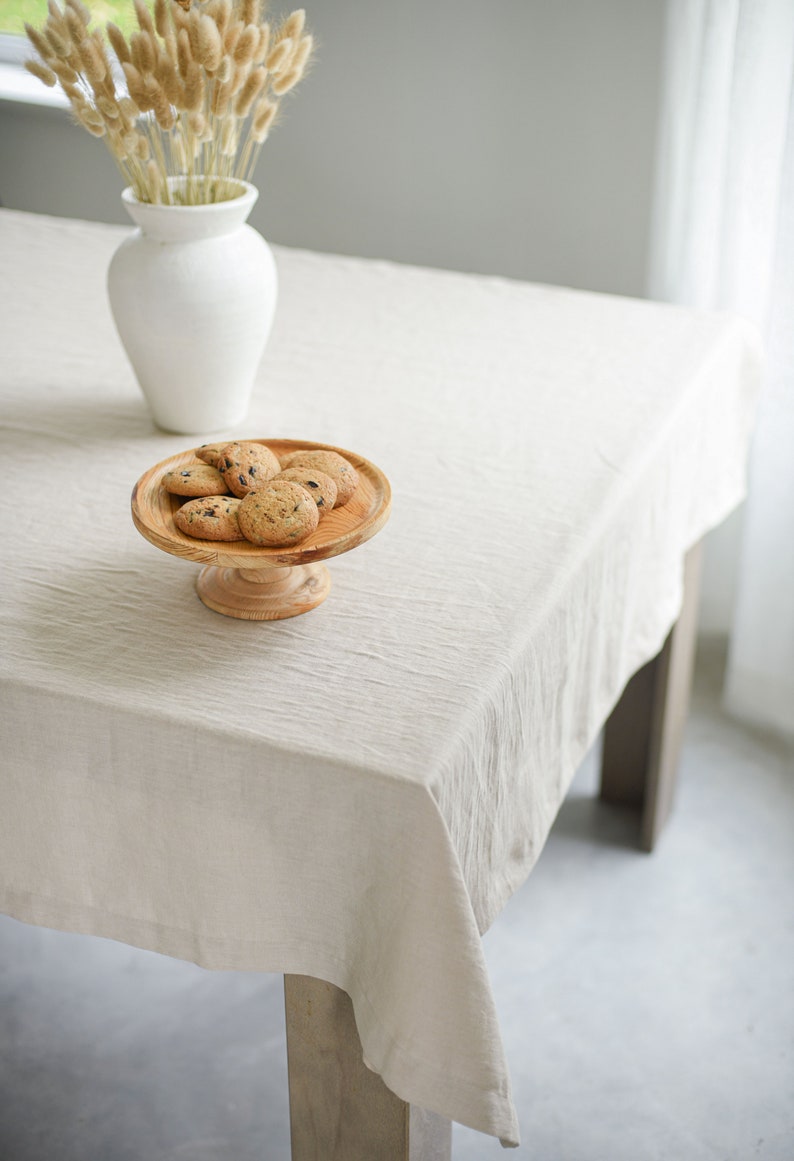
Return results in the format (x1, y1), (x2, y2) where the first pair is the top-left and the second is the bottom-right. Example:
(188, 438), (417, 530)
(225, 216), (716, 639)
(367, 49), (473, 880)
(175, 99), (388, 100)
(1, 642), (792, 1160)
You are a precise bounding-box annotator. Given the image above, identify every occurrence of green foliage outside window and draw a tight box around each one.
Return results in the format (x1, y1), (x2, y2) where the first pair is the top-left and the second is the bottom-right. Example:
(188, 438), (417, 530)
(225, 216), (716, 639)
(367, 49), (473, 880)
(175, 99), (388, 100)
(0, 1), (141, 39)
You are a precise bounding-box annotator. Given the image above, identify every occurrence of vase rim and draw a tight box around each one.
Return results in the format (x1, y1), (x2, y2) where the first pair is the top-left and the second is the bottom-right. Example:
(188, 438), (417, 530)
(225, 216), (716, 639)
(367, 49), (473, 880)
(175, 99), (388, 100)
(121, 178), (257, 212)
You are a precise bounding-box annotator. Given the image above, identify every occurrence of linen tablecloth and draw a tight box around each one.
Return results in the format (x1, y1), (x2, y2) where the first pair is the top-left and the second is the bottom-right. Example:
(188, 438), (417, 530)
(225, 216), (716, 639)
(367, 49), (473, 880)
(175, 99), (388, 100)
(0, 208), (761, 1146)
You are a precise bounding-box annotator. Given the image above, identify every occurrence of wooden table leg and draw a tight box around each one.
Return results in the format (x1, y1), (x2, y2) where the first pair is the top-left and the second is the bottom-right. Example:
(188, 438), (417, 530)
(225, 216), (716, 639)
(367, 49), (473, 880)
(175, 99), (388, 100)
(600, 542), (703, 851)
(284, 975), (452, 1161)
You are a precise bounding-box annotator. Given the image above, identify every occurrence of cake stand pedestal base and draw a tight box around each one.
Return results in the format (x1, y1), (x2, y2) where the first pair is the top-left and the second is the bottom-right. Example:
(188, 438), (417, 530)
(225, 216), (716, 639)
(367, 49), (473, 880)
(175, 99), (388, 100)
(196, 563), (331, 620)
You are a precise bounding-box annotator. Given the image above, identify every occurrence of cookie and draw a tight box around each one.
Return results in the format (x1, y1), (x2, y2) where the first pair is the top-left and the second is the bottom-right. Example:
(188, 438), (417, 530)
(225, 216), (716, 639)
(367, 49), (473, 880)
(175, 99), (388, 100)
(174, 495), (245, 541)
(162, 463), (229, 497)
(278, 450), (359, 507)
(237, 480), (320, 547)
(194, 442), (228, 468)
(275, 467), (338, 515)
(218, 441), (281, 498)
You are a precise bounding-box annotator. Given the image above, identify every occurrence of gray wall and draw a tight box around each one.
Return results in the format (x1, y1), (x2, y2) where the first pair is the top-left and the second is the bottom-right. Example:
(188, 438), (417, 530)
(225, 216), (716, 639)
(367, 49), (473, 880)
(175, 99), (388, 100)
(1, 0), (665, 297)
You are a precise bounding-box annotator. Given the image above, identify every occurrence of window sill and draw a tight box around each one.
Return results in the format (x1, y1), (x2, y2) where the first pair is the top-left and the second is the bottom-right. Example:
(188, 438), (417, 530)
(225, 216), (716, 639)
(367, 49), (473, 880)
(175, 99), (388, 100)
(0, 62), (68, 109)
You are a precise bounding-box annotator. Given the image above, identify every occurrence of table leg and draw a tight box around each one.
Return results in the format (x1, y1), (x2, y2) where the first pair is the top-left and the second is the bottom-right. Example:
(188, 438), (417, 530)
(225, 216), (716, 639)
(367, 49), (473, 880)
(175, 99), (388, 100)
(284, 975), (452, 1161)
(599, 542), (703, 851)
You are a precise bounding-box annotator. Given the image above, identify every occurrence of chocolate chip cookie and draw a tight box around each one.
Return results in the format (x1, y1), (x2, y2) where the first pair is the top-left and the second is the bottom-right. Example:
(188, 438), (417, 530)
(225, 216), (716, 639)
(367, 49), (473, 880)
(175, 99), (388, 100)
(275, 467), (338, 515)
(237, 480), (320, 547)
(218, 441), (282, 498)
(194, 442), (228, 468)
(161, 463), (230, 497)
(174, 495), (245, 541)
(278, 450), (359, 507)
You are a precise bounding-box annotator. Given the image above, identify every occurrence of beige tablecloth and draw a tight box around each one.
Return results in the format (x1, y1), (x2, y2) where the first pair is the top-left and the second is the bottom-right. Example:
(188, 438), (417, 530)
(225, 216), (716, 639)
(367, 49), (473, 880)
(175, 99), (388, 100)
(0, 208), (761, 1146)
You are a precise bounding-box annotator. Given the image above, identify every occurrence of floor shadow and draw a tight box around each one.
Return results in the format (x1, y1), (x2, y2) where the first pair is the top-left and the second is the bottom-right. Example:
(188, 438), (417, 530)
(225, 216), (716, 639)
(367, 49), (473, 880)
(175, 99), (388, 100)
(550, 792), (643, 850)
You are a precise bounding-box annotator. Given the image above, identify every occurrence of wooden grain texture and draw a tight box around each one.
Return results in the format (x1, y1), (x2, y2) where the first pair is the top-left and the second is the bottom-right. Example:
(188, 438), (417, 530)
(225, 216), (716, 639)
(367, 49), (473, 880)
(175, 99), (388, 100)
(196, 562), (332, 620)
(284, 975), (452, 1161)
(600, 542), (703, 850)
(131, 438), (392, 570)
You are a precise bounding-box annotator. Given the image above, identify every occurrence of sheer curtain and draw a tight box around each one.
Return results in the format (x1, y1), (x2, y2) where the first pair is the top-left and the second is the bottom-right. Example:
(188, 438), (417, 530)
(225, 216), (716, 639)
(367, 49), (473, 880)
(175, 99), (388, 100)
(648, 0), (794, 736)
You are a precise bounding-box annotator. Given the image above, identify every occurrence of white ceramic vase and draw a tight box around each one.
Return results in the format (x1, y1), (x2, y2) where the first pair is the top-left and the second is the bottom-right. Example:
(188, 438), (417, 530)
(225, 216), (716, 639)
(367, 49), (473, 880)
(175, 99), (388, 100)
(107, 179), (277, 434)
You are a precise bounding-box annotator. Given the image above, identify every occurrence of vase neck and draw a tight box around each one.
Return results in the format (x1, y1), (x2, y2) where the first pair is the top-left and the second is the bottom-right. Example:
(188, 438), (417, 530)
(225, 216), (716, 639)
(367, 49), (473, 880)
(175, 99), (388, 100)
(121, 182), (258, 242)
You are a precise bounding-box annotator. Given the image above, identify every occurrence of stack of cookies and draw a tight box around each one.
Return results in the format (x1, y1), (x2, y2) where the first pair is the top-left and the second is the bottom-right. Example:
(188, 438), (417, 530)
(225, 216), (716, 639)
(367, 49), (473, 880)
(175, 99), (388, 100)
(162, 441), (359, 548)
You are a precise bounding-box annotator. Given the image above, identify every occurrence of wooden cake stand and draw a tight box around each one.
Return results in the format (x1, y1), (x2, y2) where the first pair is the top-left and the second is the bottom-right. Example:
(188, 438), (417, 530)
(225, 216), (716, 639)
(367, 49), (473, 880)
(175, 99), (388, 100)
(131, 439), (391, 620)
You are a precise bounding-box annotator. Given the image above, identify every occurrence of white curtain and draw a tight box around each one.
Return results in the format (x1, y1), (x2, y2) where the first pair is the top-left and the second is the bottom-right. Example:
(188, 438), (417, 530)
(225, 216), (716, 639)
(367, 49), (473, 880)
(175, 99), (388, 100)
(648, 0), (794, 736)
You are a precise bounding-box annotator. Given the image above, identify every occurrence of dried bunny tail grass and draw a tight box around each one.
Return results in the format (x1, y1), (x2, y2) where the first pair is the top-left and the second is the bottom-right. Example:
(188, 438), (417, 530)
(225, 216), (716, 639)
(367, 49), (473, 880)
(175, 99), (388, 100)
(146, 158), (164, 201)
(52, 60), (79, 85)
(234, 65), (265, 116)
(184, 60), (205, 110)
(74, 102), (106, 136)
(187, 9), (203, 59)
(106, 22), (131, 64)
(223, 20), (243, 55)
(233, 24), (258, 65)
(133, 0), (157, 39)
(242, 0), (260, 26)
(291, 33), (313, 75)
(250, 121), (271, 146)
(282, 9), (306, 40)
(152, 87), (176, 131)
(24, 58), (57, 86)
(118, 93), (138, 116)
(251, 94), (277, 139)
(78, 37), (107, 83)
(154, 0), (171, 39)
(209, 0), (232, 37)
(230, 62), (249, 94)
(107, 126), (129, 160)
(253, 21), (270, 63)
(89, 29), (115, 82)
(157, 52), (183, 105)
(211, 77), (232, 115)
(64, 7), (86, 43)
(172, 128), (188, 170)
(65, 0), (91, 24)
(176, 28), (193, 78)
(98, 94), (121, 118)
(46, 0), (69, 35)
(24, 0), (314, 202)
(265, 37), (292, 73)
(44, 25), (71, 59)
(270, 64), (302, 95)
(141, 72), (162, 104)
(60, 80), (83, 103)
(24, 23), (54, 61)
(162, 26), (178, 62)
(220, 115), (238, 156)
(134, 132), (150, 159)
(122, 61), (147, 107)
(197, 14), (223, 71)
(187, 109), (206, 135)
(131, 30), (157, 76)
(170, 4), (189, 37)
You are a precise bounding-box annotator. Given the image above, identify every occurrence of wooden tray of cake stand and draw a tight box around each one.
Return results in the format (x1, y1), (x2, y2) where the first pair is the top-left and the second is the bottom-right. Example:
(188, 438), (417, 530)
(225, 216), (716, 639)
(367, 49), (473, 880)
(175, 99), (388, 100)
(131, 439), (391, 620)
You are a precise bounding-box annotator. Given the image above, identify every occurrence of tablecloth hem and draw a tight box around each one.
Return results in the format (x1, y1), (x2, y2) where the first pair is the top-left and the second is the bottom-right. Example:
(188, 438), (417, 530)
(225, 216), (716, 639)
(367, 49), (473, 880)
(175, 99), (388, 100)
(0, 892), (521, 1146)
